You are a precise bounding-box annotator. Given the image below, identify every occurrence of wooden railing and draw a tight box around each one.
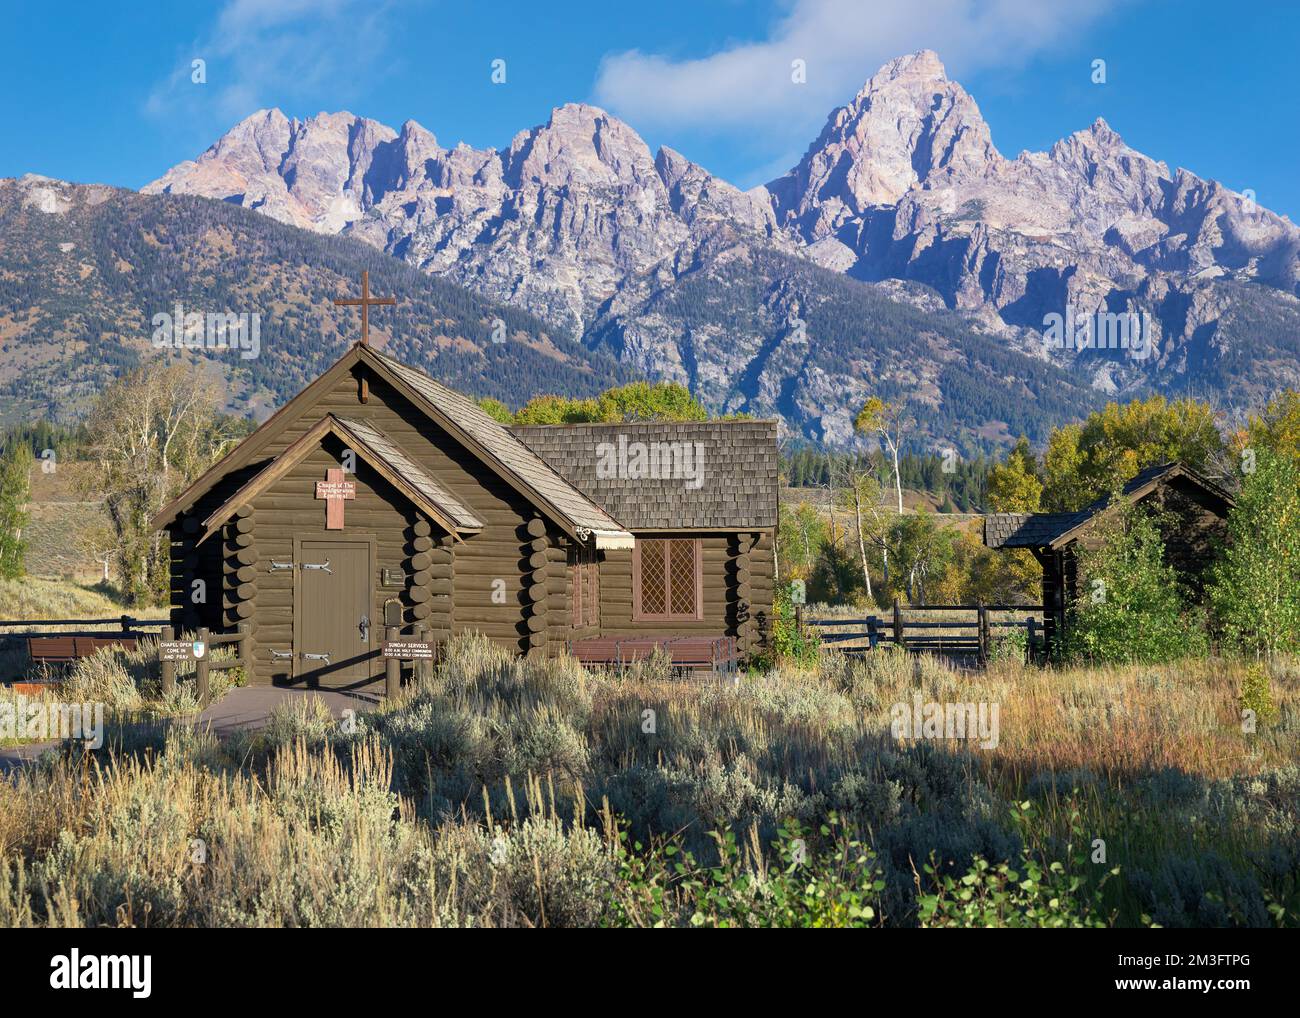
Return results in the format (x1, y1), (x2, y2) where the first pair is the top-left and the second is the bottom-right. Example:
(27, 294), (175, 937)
(0, 615), (171, 633)
(159, 623), (252, 706)
(803, 600), (1046, 663)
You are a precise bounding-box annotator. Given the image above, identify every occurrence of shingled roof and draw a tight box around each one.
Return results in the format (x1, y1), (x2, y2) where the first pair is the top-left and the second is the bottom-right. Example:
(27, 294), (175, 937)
(984, 461), (1235, 550)
(332, 416), (482, 531)
(984, 511), (1089, 549)
(366, 348), (630, 538)
(196, 414), (484, 542)
(511, 420), (779, 530)
(153, 344), (633, 543)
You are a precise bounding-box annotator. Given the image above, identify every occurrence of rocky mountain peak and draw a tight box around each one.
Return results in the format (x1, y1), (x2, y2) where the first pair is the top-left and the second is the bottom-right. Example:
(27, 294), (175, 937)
(861, 48), (949, 91)
(767, 49), (1001, 238)
(503, 103), (658, 189)
(136, 54), (1300, 444)
(654, 146), (779, 234)
(398, 119), (438, 147)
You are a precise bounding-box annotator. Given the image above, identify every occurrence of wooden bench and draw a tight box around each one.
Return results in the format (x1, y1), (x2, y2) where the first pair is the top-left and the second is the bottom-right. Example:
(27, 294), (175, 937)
(26, 636), (139, 664)
(569, 635), (740, 672)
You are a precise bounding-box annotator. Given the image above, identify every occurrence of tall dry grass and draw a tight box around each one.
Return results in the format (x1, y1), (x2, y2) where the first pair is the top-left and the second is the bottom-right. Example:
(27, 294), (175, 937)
(1, 635), (1296, 927)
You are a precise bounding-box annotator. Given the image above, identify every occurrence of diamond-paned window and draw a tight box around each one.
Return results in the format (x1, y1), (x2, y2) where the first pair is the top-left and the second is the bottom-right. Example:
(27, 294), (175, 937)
(634, 538), (701, 620)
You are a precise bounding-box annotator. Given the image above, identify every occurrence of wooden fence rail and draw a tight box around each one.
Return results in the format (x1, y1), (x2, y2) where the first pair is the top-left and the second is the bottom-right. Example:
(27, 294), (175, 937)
(1, 615), (173, 671)
(804, 599), (1047, 663)
(158, 623), (252, 706)
(0, 615), (171, 631)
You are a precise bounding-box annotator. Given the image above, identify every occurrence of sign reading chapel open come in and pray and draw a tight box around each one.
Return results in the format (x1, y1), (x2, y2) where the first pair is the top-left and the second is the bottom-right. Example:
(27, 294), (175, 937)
(315, 467), (356, 529)
(159, 640), (205, 661)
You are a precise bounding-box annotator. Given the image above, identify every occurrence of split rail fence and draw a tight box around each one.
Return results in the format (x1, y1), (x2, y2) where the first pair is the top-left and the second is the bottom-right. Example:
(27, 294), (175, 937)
(801, 600), (1046, 663)
(0, 616), (256, 708)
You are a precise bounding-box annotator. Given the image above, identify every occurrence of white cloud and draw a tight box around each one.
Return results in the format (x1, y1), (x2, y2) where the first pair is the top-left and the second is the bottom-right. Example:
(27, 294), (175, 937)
(593, 0), (1118, 133)
(145, 0), (398, 128)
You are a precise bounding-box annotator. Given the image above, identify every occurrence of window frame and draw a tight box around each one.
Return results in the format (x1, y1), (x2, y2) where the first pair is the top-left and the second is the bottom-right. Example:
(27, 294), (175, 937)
(632, 537), (704, 622)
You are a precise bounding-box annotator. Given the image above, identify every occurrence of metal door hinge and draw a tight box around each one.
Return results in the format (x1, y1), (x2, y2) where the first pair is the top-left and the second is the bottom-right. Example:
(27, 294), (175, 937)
(301, 560), (332, 574)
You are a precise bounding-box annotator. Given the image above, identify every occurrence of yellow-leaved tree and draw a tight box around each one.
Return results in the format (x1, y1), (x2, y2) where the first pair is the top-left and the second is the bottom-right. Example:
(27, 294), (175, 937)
(986, 436), (1043, 512)
(1041, 395), (1223, 511)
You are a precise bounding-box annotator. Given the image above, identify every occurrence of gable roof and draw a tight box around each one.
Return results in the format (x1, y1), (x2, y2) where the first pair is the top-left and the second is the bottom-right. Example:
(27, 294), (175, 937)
(332, 416), (481, 531)
(366, 349), (628, 538)
(197, 414), (483, 543)
(984, 461), (1235, 550)
(512, 420), (779, 530)
(151, 344), (630, 544)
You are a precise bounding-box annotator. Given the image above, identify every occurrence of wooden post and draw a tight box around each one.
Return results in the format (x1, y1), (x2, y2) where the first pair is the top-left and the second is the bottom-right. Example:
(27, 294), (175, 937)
(415, 623), (427, 684)
(160, 625), (175, 696)
(794, 604), (803, 641)
(867, 616), (879, 650)
(977, 602), (989, 666)
(385, 625), (400, 699)
(892, 598), (903, 647)
(196, 626), (210, 706)
(1026, 617), (1038, 663)
(237, 621), (251, 669)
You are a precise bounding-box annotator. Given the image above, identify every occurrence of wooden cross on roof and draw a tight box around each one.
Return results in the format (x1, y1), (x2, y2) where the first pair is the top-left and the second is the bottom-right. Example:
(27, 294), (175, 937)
(333, 270), (396, 347)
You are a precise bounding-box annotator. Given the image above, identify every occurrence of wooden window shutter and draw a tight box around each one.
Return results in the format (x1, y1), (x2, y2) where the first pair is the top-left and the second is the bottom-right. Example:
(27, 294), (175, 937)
(571, 548), (599, 629)
(570, 549), (582, 627)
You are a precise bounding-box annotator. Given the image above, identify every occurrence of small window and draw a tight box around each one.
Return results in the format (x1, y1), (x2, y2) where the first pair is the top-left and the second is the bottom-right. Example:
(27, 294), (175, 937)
(633, 538), (702, 621)
(570, 546), (598, 628)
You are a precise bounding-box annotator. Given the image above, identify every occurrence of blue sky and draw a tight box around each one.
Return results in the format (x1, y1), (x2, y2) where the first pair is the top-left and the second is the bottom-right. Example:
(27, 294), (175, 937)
(3, 0), (1297, 220)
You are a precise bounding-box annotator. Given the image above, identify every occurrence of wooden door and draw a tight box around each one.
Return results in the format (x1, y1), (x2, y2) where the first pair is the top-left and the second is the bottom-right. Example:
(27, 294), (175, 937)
(295, 540), (375, 688)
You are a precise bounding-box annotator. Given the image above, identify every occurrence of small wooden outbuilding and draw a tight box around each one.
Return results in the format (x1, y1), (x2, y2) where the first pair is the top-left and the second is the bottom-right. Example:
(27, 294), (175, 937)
(151, 343), (777, 690)
(983, 461), (1234, 654)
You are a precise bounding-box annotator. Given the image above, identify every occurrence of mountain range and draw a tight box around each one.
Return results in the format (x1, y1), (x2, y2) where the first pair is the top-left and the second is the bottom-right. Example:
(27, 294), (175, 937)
(6, 50), (1299, 448)
(0, 175), (629, 426)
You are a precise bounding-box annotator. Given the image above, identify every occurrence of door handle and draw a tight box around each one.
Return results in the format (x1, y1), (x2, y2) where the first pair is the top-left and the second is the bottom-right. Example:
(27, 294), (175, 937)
(359, 615), (370, 642)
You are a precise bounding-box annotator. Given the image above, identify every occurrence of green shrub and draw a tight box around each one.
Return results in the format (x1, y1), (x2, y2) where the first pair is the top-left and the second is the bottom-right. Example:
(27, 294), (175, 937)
(1066, 495), (1207, 664)
(1210, 451), (1300, 657)
(1239, 664), (1279, 728)
(915, 802), (1120, 928)
(607, 816), (884, 928)
(754, 583), (820, 669)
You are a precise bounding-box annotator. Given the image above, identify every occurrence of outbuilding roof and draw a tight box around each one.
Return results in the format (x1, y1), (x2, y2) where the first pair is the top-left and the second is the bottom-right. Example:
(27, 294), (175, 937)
(984, 461), (1235, 550)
